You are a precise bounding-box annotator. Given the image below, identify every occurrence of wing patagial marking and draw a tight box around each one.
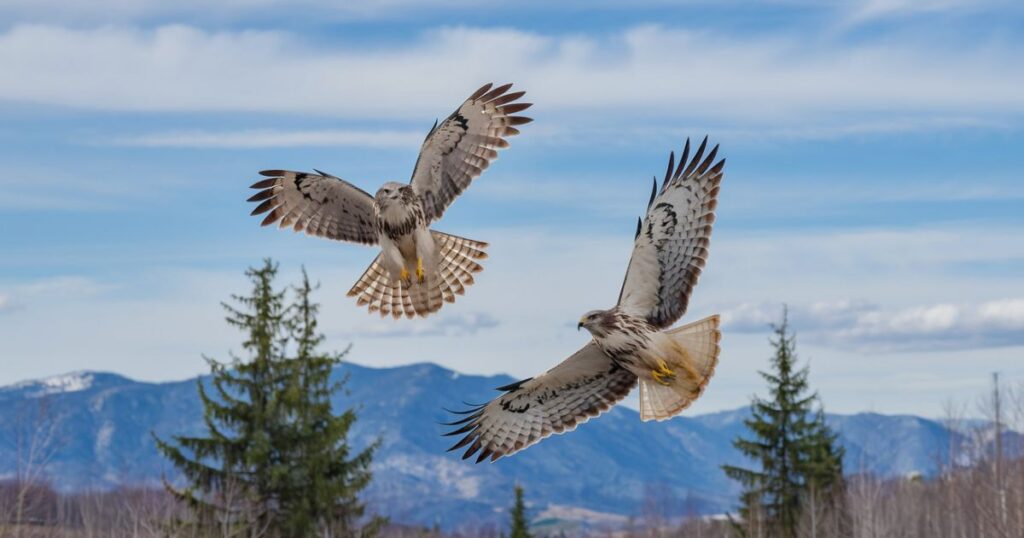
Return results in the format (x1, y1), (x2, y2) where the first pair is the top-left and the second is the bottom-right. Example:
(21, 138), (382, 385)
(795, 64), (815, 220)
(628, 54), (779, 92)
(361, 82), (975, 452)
(442, 344), (637, 462)
(410, 82), (533, 223)
(617, 137), (726, 328)
(246, 170), (377, 245)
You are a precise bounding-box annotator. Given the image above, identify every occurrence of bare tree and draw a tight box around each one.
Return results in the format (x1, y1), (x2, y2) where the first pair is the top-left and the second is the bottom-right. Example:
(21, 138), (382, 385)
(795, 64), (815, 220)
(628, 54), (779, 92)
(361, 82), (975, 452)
(0, 396), (64, 535)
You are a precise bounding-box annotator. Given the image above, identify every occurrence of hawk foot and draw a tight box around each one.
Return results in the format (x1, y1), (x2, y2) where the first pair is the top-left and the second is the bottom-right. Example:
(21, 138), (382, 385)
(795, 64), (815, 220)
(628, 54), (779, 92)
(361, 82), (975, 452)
(399, 267), (412, 286)
(416, 257), (425, 283)
(651, 359), (676, 386)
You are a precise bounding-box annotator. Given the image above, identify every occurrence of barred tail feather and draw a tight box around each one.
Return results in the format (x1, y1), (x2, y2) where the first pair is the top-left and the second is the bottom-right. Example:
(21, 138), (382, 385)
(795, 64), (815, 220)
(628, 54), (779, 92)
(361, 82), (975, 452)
(432, 231), (488, 305)
(346, 233), (488, 319)
(639, 314), (721, 422)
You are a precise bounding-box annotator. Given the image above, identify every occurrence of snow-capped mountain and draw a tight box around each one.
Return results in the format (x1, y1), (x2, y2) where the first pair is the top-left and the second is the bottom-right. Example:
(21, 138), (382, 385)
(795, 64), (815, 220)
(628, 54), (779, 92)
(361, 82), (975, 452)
(0, 362), (1005, 529)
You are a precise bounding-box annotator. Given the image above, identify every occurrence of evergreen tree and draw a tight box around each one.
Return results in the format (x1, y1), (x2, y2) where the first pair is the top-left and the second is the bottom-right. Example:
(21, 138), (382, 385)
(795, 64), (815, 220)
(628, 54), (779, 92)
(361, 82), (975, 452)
(721, 308), (844, 538)
(279, 270), (383, 537)
(155, 260), (381, 537)
(155, 259), (289, 536)
(509, 484), (531, 538)
(801, 409), (847, 536)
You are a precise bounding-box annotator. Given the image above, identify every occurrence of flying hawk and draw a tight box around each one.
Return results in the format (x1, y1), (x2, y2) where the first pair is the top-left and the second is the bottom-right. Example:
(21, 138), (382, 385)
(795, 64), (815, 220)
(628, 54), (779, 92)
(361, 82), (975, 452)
(248, 83), (532, 318)
(444, 137), (724, 462)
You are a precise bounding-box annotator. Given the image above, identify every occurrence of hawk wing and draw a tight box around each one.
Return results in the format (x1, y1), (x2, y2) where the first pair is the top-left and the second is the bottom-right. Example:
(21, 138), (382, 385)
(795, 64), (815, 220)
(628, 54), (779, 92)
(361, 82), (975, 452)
(410, 83), (532, 223)
(617, 137), (725, 329)
(443, 343), (637, 463)
(248, 170), (377, 245)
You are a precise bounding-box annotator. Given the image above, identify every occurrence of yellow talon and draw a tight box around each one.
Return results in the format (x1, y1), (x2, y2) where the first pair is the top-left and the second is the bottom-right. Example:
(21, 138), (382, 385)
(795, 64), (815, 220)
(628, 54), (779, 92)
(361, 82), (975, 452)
(652, 359), (675, 385)
(399, 267), (411, 284)
(651, 369), (672, 386)
(416, 257), (425, 283)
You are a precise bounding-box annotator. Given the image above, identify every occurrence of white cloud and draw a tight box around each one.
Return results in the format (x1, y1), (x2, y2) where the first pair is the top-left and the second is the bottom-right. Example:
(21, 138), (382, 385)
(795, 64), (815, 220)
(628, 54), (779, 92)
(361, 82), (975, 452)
(0, 170), (187, 211)
(9, 276), (112, 298)
(0, 24), (1021, 126)
(0, 0), (484, 23)
(0, 277), (112, 316)
(2, 221), (1023, 416)
(840, 0), (1018, 25)
(0, 294), (15, 314)
(110, 128), (423, 149)
(721, 298), (1024, 352)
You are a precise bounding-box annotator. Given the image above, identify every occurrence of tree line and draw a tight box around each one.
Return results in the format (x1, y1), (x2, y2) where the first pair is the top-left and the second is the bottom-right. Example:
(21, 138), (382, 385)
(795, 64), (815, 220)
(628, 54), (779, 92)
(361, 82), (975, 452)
(2, 263), (1022, 537)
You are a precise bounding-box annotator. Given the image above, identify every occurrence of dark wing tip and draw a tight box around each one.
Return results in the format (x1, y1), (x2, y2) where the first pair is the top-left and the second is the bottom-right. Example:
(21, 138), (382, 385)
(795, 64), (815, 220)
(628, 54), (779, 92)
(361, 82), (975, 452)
(442, 422), (480, 437)
(479, 83), (513, 103)
(258, 170), (284, 177)
(492, 90), (525, 106)
(250, 199), (276, 216)
(475, 448), (494, 464)
(495, 377), (533, 392)
(249, 178), (277, 190)
(246, 190), (275, 202)
(468, 83), (494, 101)
(682, 136), (709, 178)
(439, 412), (481, 426)
(446, 434), (475, 452)
(461, 439), (483, 460)
(500, 102), (532, 114)
(259, 210), (280, 227)
(662, 151), (675, 191)
(443, 403), (486, 415)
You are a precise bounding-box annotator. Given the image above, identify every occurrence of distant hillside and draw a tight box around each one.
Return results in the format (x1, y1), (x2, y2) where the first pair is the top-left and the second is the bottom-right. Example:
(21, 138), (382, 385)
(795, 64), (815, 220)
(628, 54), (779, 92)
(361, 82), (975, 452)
(0, 363), (990, 530)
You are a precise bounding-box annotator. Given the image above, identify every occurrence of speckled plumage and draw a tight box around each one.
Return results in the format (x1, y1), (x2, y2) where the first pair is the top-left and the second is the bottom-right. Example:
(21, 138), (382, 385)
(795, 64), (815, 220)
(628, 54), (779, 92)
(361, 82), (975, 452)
(247, 83), (532, 318)
(445, 138), (725, 462)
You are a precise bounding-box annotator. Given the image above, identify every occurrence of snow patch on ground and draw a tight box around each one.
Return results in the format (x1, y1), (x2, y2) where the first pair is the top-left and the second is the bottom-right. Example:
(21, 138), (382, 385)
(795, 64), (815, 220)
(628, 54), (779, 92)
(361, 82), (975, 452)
(12, 371), (94, 396)
(95, 421), (114, 454)
(535, 504), (629, 526)
(378, 454), (480, 498)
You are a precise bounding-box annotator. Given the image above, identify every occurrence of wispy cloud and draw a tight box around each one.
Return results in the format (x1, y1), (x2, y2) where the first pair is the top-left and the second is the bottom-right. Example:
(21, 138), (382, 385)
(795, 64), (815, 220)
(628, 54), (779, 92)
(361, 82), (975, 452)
(0, 277), (110, 318)
(840, 0), (1019, 25)
(13, 276), (112, 297)
(1, 24), (1021, 126)
(109, 128), (423, 149)
(0, 0), (485, 23)
(0, 171), (187, 212)
(721, 299), (1024, 352)
(0, 294), (16, 315)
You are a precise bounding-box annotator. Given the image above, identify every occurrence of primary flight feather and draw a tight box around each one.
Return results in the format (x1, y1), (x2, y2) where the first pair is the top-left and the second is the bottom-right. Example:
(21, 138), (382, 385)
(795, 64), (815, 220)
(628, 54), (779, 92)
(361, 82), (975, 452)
(444, 137), (724, 463)
(247, 83), (532, 318)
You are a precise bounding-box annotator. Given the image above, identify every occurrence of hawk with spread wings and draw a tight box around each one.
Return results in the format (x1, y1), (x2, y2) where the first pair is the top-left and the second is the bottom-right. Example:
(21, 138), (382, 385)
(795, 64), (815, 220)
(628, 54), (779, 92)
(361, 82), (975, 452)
(444, 137), (725, 462)
(248, 83), (531, 318)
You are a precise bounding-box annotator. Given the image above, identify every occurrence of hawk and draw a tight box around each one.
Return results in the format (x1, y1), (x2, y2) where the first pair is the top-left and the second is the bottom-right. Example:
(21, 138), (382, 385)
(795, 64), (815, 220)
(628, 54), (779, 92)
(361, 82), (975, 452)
(248, 83), (532, 318)
(444, 137), (725, 462)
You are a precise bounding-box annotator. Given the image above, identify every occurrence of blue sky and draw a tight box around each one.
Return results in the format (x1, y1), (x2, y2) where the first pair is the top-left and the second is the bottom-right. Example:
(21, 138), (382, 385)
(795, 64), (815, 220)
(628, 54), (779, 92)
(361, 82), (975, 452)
(2, 0), (1023, 417)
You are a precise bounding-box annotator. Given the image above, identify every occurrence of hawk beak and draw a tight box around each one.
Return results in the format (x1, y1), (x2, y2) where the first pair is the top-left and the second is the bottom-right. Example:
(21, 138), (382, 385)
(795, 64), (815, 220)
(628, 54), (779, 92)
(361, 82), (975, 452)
(577, 317), (585, 331)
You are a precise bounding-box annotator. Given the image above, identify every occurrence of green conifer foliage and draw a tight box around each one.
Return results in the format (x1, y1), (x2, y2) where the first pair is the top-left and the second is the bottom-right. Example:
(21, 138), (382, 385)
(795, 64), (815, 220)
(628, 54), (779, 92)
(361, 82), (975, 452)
(509, 484), (531, 538)
(154, 260), (382, 537)
(721, 308), (845, 538)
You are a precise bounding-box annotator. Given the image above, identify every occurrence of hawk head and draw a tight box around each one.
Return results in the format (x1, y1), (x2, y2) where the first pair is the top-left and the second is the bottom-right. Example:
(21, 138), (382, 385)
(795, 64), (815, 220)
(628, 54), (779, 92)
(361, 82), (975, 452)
(374, 182), (408, 209)
(578, 309), (614, 336)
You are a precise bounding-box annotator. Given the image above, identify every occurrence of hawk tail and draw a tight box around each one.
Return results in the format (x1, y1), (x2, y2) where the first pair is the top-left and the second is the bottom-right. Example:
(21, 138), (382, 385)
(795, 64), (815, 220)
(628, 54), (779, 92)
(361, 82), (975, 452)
(431, 230), (488, 306)
(639, 315), (721, 422)
(345, 232), (487, 319)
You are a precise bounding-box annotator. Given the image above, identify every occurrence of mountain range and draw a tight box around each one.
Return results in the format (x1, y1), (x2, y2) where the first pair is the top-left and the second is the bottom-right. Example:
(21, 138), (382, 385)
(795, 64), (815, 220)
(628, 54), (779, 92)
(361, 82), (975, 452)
(0, 362), (987, 530)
